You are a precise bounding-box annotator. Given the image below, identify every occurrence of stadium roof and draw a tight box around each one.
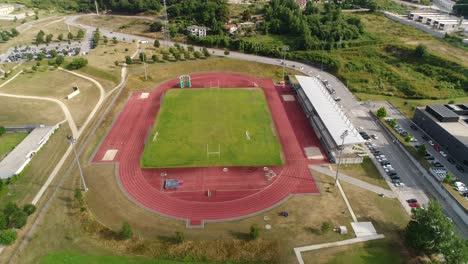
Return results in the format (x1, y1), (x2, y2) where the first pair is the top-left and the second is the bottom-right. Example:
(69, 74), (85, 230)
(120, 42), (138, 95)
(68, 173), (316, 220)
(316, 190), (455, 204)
(295, 75), (365, 146)
(0, 126), (56, 179)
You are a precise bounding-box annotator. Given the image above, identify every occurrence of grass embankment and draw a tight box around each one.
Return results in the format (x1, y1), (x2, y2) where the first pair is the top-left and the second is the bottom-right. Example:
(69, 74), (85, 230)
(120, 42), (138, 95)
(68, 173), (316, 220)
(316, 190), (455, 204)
(0, 69), (99, 128)
(336, 157), (390, 190)
(0, 133), (27, 160)
(40, 252), (199, 264)
(443, 183), (468, 210)
(0, 96), (63, 126)
(142, 88), (283, 168)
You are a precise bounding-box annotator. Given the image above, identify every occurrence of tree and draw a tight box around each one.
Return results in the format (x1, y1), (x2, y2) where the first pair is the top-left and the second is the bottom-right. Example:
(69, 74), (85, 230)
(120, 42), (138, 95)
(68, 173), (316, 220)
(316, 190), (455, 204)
(8, 210), (27, 229)
(112, 37), (118, 44)
(103, 37), (108, 45)
(0, 230), (17, 245)
(405, 133), (412, 142)
(368, 0), (379, 12)
(242, 9), (251, 21)
(202, 47), (210, 57)
(249, 224), (259, 240)
(174, 231), (184, 243)
(443, 173), (454, 184)
(37, 52), (45, 61)
(224, 48), (230, 55)
(27, 53), (33, 61)
(0, 126), (5, 136)
(125, 56), (133, 64)
(57, 33), (63, 41)
(36, 30), (45, 44)
(376, 106), (387, 118)
(417, 143), (426, 156)
(66, 58), (88, 70)
(151, 54), (158, 62)
(77, 29), (85, 40)
(55, 55), (64, 66)
(414, 44), (427, 58)
(153, 39), (160, 48)
(119, 222), (133, 240)
(3, 202), (18, 216)
(149, 21), (163, 32)
(45, 34), (53, 43)
(22, 204), (36, 216)
(391, 119), (397, 128)
(405, 200), (457, 256)
(0, 214), (7, 229)
(67, 32), (73, 40)
(50, 50), (57, 58)
(139, 52), (147, 62)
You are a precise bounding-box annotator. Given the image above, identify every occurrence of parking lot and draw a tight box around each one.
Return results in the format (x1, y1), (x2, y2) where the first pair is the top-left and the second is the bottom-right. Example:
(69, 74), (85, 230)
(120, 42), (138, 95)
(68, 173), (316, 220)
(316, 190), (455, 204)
(3, 43), (82, 63)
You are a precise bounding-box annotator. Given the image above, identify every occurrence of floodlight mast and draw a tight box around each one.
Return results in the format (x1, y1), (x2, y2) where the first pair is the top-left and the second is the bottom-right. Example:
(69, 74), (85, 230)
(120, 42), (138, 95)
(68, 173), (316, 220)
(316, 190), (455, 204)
(334, 129), (349, 185)
(67, 135), (88, 192)
(162, 0), (171, 45)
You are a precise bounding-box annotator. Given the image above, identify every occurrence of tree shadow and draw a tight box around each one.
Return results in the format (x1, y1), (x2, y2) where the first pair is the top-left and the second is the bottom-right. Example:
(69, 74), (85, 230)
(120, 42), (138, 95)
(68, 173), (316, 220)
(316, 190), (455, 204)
(229, 230), (250, 241)
(304, 226), (321, 235)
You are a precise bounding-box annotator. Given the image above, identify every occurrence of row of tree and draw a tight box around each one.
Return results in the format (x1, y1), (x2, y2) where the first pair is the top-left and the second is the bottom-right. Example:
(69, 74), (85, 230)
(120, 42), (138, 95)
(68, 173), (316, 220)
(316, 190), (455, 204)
(0, 29), (19, 43)
(0, 202), (36, 245)
(24, 0), (161, 13)
(35, 29), (84, 44)
(167, 0), (229, 30)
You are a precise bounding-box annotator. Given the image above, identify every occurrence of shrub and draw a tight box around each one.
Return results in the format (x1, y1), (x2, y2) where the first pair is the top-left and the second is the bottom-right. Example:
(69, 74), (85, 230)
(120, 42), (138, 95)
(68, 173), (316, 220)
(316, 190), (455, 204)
(249, 224), (260, 240)
(405, 134), (412, 142)
(9, 210), (27, 229)
(443, 173), (454, 184)
(22, 204), (36, 216)
(119, 222), (133, 240)
(321, 222), (332, 233)
(174, 231), (184, 243)
(376, 106), (387, 118)
(0, 214), (8, 229)
(125, 56), (133, 65)
(414, 44), (427, 58)
(0, 230), (17, 245)
(3, 202), (18, 216)
(66, 58), (88, 70)
(224, 48), (230, 55)
(0, 126), (5, 136)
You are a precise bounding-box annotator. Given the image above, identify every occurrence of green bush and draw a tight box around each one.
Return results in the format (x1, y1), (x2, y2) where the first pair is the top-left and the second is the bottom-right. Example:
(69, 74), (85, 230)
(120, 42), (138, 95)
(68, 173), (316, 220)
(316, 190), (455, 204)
(321, 222), (332, 233)
(249, 224), (260, 240)
(66, 58), (88, 70)
(22, 204), (36, 216)
(0, 229), (17, 245)
(119, 222), (133, 240)
(9, 210), (27, 229)
(174, 231), (184, 243)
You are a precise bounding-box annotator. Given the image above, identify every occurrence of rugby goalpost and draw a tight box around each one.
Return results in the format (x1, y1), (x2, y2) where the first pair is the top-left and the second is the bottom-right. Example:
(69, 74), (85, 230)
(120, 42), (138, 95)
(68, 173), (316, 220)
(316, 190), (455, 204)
(206, 144), (221, 159)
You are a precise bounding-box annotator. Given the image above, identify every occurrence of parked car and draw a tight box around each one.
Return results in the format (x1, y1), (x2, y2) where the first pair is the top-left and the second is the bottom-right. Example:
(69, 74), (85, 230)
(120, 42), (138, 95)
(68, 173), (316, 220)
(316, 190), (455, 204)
(447, 158), (455, 164)
(409, 202), (420, 208)
(456, 165), (465, 173)
(422, 135), (430, 141)
(428, 140), (434, 146)
(440, 151), (447, 157)
(434, 145), (441, 152)
(394, 182), (406, 187)
(410, 124), (418, 131)
(406, 199), (417, 204)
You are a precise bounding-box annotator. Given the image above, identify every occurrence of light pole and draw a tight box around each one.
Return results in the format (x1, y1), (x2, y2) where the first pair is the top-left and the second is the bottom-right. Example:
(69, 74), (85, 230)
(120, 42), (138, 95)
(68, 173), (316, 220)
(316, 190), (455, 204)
(281, 45), (289, 82)
(67, 135), (88, 192)
(334, 129), (349, 185)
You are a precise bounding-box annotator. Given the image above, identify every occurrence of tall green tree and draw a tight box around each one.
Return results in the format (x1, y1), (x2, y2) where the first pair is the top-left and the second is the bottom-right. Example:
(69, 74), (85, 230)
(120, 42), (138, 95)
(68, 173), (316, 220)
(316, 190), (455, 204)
(0, 126), (5, 136)
(376, 106), (387, 118)
(405, 200), (467, 263)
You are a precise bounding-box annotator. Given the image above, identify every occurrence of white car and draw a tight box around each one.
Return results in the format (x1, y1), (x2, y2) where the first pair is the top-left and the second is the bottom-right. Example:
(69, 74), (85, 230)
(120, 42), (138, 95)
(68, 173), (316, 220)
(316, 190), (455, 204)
(371, 134), (379, 140)
(300, 66), (304, 70)
(428, 140), (434, 146)
(394, 182), (406, 187)
(440, 151), (447, 157)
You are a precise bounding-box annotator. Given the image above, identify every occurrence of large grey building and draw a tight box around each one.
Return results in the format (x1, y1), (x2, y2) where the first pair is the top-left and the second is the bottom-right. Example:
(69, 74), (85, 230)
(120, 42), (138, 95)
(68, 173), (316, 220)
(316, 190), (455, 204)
(413, 104), (468, 166)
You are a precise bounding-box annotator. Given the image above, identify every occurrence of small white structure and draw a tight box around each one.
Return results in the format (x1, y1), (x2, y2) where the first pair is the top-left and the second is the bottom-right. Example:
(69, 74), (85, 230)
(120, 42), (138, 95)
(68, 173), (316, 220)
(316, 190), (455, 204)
(187, 25), (210, 37)
(0, 125), (58, 179)
(0, 4), (14, 15)
(66, 86), (80, 100)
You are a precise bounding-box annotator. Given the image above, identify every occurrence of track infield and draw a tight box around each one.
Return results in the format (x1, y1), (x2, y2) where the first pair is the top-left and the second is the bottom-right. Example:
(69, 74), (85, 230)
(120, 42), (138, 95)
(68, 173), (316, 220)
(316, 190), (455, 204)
(141, 88), (283, 168)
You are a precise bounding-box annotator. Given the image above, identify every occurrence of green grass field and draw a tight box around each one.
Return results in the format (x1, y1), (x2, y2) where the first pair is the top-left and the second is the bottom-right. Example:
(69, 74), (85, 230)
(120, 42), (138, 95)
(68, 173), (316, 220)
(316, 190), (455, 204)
(0, 133), (27, 160)
(141, 88), (283, 168)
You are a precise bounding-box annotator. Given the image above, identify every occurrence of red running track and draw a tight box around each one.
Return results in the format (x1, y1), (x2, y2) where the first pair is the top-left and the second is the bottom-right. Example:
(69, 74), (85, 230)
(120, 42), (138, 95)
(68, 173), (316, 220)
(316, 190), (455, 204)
(92, 73), (327, 227)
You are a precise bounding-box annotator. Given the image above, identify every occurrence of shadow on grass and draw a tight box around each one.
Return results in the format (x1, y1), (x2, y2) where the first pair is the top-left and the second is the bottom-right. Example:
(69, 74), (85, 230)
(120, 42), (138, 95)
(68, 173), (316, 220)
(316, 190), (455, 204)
(229, 230), (251, 241)
(304, 226), (321, 236)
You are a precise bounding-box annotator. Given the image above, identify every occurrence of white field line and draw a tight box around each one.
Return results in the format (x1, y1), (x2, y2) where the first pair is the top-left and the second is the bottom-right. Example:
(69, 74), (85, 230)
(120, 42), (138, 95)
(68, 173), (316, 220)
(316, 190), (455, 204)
(245, 130), (251, 140)
(152, 131), (158, 142)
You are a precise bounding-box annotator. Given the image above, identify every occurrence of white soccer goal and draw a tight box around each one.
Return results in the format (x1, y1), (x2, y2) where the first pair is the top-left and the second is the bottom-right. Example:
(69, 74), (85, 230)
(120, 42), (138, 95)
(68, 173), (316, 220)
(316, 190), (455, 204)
(206, 144), (221, 159)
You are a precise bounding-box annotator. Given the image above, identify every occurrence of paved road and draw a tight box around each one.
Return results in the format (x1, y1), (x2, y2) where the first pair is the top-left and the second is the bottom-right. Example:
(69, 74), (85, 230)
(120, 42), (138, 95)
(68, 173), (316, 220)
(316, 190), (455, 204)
(63, 14), (468, 237)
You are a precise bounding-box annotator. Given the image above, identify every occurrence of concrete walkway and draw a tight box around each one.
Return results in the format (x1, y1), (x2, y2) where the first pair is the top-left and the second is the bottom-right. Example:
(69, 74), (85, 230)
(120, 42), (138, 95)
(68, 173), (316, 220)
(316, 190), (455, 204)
(294, 234), (385, 264)
(310, 165), (396, 198)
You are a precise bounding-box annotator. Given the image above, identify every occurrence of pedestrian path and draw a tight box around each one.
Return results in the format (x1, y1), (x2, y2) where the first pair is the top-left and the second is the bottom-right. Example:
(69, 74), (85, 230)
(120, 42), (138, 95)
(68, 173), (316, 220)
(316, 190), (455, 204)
(310, 165), (396, 198)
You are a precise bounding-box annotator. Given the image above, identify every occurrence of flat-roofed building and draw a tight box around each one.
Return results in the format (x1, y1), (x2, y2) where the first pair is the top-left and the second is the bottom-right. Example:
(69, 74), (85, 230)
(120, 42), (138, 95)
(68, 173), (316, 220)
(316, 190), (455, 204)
(413, 104), (468, 167)
(0, 4), (14, 15)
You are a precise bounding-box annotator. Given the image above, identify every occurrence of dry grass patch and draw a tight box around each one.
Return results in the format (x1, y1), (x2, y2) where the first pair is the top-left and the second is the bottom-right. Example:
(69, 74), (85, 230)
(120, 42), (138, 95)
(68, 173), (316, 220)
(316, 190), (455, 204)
(76, 15), (153, 37)
(334, 157), (390, 190)
(0, 69), (99, 128)
(0, 96), (63, 125)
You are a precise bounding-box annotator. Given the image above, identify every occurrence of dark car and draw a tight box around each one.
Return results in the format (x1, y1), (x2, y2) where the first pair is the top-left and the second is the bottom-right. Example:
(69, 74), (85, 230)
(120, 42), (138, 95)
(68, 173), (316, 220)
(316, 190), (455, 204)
(406, 199), (417, 204)
(456, 165), (465, 173)
(391, 178), (401, 184)
(389, 172), (398, 177)
(447, 158), (456, 164)
(422, 135), (430, 141)
(381, 161), (390, 166)
(410, 124), (418, 131)
(425, 156), (435, 161)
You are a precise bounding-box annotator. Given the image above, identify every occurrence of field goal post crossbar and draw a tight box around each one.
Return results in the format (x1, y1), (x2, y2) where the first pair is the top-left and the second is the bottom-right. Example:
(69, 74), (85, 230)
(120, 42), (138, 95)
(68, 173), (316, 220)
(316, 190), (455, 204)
(206, 144), (221, 159)
(179, 75), (191, 88)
